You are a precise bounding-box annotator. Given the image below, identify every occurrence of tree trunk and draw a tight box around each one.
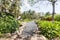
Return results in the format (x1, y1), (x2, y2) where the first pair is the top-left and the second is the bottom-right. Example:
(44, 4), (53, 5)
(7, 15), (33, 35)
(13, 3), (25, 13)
(52, 2), (55, 22)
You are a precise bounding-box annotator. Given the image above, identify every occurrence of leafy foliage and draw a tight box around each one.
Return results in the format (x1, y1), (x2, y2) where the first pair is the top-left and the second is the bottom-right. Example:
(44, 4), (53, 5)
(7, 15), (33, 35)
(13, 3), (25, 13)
(44, 15), (60, 21)
(54, 15), (60, 21)
(0, 0), (21, 18)
(36, 20), (60, 39)
(0, 12), (19, 34)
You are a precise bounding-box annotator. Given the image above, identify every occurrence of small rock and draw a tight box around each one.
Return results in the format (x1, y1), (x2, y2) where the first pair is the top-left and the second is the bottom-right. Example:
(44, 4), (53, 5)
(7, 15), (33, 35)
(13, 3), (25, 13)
(37, 35), (47, 40)
(52, 37), (60, 40)
(4, 33), (11, 38)
(31, 34), (47, 40)
(11, 35), (17, 39)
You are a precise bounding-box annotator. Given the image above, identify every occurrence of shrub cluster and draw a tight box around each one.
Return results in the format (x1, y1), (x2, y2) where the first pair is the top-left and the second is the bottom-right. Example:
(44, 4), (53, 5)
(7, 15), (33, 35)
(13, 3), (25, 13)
(36, 20), (60, 39)
(54, 15), (60, 21)
(45, 15), (52, 21)
(44, 15), (60, 21)
(0, 12), (19, 34)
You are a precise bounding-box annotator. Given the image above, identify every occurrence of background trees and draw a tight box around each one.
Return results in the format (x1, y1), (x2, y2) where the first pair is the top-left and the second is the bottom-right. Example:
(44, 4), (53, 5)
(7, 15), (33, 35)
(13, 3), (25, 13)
(28, 0), (57, 22)
(21, 10), (41, 20)
(0, 0), (21, 18)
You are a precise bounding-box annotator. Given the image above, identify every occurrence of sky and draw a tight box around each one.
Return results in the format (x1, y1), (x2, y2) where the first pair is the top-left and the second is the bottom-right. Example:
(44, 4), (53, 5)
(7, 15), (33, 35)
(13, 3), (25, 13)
(20, 0), (60, 14)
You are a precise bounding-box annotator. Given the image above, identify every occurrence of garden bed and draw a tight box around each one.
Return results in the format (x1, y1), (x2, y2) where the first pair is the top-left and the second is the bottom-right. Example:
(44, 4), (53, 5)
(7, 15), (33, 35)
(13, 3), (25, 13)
(36, 20), (60, 39)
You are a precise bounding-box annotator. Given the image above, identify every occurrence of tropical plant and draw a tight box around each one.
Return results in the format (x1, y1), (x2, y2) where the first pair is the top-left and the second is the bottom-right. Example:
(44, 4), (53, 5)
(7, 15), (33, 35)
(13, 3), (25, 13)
(36, 21), (60, 39)
(0, 12), (19, 34)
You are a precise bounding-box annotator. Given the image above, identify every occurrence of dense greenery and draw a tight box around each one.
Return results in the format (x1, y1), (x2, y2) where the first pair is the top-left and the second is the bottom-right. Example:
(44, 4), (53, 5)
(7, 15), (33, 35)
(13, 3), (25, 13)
(0, 0), (20, 34)
(0, 0), (20, 18)
(54, 15), (60, 21)
(36, 20), (60, 39)
(0, 12), (19, 34)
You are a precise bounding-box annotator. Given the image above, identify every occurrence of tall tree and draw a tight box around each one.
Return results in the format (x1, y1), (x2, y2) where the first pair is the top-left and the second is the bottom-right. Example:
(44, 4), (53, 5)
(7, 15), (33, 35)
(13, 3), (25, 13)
(28, 0), (57, 22)
(48, 0), (57, 22)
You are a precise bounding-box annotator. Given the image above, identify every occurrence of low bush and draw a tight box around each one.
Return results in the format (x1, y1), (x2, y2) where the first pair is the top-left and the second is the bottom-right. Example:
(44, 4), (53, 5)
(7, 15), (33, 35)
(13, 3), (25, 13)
(45, 15), (52, 21)
(54, 15), (60, 21)
(0, 12), (19, 34)
(44, 15), (60, 21)
(36, 21), (60, 39)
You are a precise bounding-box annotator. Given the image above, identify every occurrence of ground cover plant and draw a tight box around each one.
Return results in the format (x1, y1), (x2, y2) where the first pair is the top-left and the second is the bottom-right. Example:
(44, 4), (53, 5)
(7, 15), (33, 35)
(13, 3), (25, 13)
(36, 20), (60, 39)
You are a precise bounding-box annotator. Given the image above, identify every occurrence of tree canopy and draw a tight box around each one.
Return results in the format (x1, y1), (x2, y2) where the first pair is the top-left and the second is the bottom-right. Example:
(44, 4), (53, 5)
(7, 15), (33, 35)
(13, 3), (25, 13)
(0, 0), (21, 18)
